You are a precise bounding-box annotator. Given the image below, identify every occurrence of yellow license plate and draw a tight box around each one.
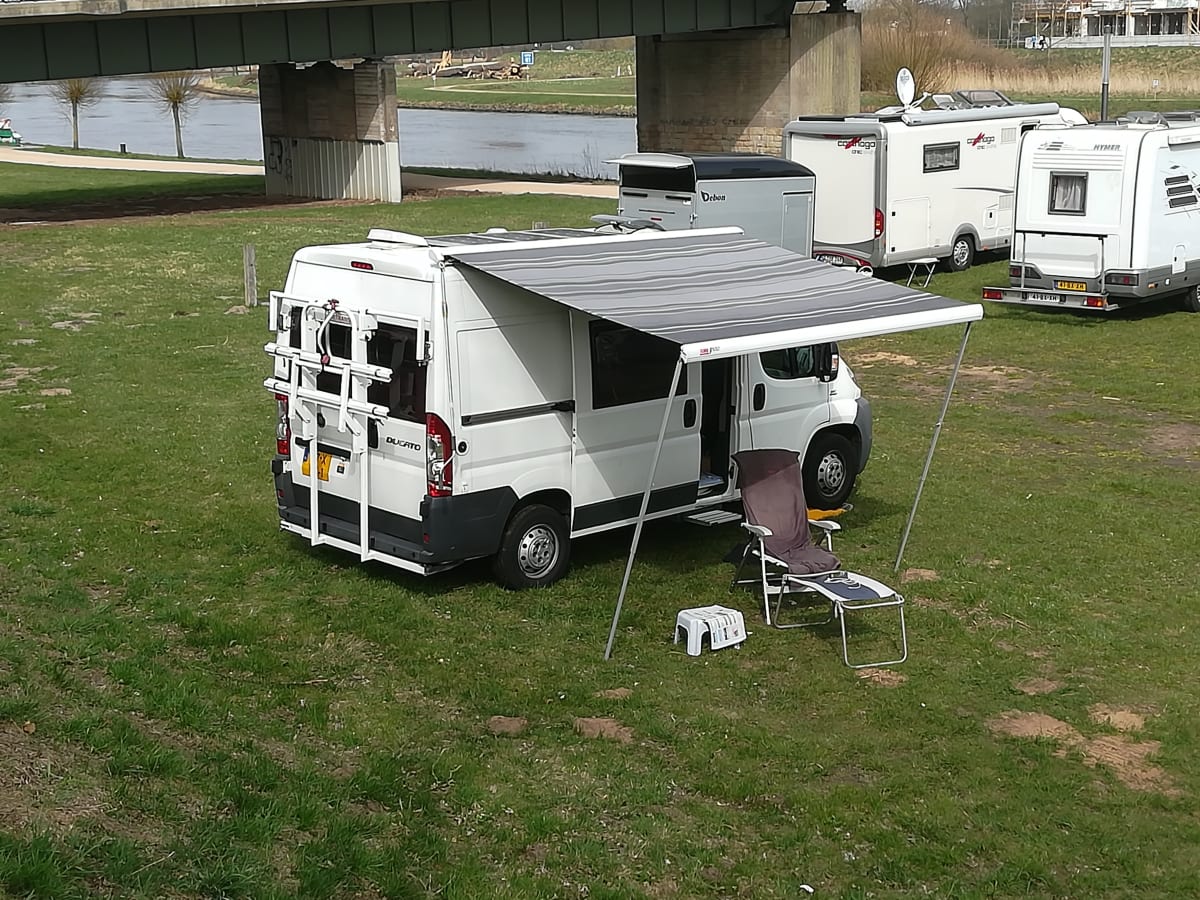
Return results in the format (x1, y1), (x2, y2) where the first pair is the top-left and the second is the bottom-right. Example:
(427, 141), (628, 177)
(1056, 280), (1087, 292)
(301, 450), (333, 481)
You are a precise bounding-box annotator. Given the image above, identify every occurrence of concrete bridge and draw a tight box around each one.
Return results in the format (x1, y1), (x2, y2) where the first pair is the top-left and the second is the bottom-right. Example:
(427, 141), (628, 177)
(0, 0), (861, 201)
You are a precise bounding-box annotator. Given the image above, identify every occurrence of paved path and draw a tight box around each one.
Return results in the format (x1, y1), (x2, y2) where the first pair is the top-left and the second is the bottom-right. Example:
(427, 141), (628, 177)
(0, 146), (618, 199)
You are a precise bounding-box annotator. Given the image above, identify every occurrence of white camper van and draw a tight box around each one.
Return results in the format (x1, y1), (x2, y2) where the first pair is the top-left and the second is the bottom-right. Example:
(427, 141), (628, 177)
(984, 112), (1200, 312)
(605, 152), (816, 256)
(265, 226), (887, 589)
(783, 93), (1087, 271)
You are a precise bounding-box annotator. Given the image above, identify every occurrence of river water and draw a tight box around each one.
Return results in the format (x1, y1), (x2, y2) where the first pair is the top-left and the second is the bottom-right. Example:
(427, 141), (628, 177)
(0, 77), (636, 176)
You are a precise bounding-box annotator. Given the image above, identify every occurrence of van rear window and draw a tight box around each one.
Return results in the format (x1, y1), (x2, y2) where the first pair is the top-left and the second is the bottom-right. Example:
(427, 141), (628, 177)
(289, 315), (426, 423)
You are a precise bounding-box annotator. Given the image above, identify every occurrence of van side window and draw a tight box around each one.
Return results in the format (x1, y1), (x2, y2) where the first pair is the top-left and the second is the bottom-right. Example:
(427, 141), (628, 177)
(923, 142), (960, 173)
(760, 346), (816, 380)
(589, 320), (686, 409)
(1049, 172), (1087, 215)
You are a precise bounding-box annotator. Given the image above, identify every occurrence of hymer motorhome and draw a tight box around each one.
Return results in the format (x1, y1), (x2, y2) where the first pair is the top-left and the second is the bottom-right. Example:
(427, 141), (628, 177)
(984, 112), (1200, 312)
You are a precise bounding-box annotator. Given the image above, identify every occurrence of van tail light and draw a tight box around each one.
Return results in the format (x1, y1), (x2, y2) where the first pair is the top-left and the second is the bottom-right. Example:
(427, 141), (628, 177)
(873, 208), (884, 239)
(1084, 295), (1107, 309)
(1105, 272), (1139, 287)
(982, 288), (1003, 300)
(426, 413), (454, 497)
(830, 347), (840, 378)
(274, 392), (291, 456)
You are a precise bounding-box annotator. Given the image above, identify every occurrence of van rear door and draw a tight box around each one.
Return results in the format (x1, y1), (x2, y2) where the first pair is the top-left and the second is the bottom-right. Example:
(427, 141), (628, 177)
(785, 127), (880, 265)
(615, 157), (696, 230)
(270, 266), (431, 556)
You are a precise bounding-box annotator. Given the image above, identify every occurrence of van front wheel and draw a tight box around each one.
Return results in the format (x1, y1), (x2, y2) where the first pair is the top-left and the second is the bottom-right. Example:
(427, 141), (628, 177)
(803, 432), (857, 510)
(493, 504), (571, 589)
(949, 235), (975, 271)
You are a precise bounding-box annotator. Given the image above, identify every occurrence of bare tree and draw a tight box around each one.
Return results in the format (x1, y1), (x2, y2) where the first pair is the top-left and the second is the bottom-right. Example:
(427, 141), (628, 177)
(0, 82), (11, 107)
(51, 78), (103, 150)
(146, 72), (203, 159)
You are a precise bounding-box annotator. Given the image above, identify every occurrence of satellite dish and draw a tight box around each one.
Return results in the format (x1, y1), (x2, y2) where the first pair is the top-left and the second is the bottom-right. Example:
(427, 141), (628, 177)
(896, 68), (916, 107)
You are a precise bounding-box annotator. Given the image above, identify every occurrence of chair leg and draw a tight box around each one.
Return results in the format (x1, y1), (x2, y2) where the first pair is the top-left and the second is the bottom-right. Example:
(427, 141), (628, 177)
(729, 542), (754, 594)
(759, 548), (772, 626)
(837, 598), (909, 669)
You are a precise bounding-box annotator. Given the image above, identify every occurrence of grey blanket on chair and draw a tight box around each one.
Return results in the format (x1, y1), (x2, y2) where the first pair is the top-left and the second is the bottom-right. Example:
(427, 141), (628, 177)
(734, 448), (840, 575)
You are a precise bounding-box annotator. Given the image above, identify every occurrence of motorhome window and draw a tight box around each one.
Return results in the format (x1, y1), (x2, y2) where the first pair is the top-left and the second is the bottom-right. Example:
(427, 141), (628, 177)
(760, 346), (816, 380)
(1049, 172), (1087, 215)
(618, 164), (696, 194)
(589, 320), (686, 409)
(368, 325), (426, 423)
(923, 142), (959, 173)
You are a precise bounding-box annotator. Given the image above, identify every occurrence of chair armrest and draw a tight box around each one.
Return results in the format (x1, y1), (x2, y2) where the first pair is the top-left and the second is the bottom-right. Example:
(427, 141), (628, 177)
(809, 519), (842, 533)
(741, 523), (773, 538)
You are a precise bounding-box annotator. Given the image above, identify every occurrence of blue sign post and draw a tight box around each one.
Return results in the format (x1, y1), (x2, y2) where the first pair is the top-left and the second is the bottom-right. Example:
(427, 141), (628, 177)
(520, 51), (535, 66)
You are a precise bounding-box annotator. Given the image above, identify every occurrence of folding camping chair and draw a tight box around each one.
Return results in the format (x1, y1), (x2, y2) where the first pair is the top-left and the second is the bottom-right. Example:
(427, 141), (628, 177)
(728, 449), (907, 668)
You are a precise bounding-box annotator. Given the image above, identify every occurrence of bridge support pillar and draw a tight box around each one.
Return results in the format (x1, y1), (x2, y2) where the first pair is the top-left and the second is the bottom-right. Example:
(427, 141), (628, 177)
(259, 60), (402, 202)
(637, 12), (861, 154)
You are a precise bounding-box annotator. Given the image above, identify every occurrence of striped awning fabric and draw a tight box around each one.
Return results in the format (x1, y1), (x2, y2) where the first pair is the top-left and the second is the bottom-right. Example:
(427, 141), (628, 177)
(446, 230), (982, 362)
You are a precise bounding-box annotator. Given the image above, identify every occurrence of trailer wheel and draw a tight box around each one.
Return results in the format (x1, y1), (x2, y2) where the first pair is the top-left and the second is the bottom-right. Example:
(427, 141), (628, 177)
(493, 504), (570, 589)
(1183, 284), (1200, 313)
(803, 432), (857, 510)
(949, 235), (975, 272)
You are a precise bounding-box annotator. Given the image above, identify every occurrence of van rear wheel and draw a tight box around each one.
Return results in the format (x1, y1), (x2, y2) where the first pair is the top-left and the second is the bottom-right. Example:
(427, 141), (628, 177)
(949, 235), (975, 271)
(493, 504), (570, 589)
(1183, 284), (1200, 313)
(803, 432), (857, 510)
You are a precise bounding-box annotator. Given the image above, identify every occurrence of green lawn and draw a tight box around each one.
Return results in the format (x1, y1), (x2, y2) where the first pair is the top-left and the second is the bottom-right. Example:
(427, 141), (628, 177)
(2, 163), (1199, 898)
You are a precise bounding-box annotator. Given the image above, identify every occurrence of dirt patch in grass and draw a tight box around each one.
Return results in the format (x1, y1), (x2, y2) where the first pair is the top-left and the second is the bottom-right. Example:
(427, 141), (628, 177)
(0, 192), (320, 226)
(901, 567), (939, 583)
(858, 667), (907, 686)
(1146, 423), (1200, 457)
(956, 364), (1038, 390)
(487, 715), (528, 736)
(573, 717), (633, 744)
(914, 596), (1027, 632)
(987, 710), (1178, 796)
(1089, 704), (1147, 732)
(0, 721), (108, 831)
(855, 351), (920, 367)
(1014, 677), (1064, 695)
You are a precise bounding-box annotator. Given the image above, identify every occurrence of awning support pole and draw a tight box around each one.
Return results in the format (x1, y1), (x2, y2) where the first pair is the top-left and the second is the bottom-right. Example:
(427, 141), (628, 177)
(605, 356), (684, 660)
(894, 321), (973, 572)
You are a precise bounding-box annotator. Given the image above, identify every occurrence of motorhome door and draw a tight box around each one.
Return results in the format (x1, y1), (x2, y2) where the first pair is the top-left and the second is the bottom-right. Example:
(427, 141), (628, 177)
(740, 346), (832, 452)
(781, 192), (814, 256)
(570, 316), (701, 532)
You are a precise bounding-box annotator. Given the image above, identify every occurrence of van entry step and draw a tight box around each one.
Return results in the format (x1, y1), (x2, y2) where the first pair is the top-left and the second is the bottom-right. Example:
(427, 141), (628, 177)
(685, 509), (742, 527)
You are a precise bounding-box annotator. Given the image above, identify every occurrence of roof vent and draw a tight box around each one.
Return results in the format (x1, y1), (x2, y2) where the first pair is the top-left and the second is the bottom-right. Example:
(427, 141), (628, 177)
(366, 228), (429, 247)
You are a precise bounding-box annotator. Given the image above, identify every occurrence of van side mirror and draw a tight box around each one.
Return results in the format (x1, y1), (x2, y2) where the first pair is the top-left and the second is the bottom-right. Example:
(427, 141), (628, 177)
(813, 343), (840, 382)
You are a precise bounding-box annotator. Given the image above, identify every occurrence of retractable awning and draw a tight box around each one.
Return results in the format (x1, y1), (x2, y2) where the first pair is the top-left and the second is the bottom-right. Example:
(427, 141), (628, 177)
(446, 230), (983, 359)
(445, 228), (982, 659)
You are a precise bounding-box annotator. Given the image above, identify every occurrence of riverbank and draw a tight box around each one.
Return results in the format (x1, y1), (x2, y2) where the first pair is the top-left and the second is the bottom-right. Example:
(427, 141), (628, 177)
(0, 148), (618, 200)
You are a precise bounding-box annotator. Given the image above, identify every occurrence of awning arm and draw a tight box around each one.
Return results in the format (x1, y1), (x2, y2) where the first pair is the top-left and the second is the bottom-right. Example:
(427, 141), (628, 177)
(604, 356), (685, 660)
(894, 321), (973, 572)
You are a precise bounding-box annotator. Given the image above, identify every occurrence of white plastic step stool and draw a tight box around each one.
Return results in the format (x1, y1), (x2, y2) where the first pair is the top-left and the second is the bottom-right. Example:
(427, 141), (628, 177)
(674, 605), (747, 656)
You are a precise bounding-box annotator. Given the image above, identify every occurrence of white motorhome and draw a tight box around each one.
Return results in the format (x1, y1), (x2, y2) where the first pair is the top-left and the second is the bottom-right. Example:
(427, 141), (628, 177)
(984, 112), (1200, 313)
(605, 152), (816, 256)
(782, 94), (1087, 271)
(264, 226), (910, 590)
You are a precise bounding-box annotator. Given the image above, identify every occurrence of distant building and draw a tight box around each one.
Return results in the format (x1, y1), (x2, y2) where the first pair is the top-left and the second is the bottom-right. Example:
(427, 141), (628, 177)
(1013, 0), (1200, 47)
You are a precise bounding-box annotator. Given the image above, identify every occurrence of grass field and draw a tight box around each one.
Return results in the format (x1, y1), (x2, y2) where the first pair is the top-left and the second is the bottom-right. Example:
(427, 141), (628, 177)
(2, 163), (1200, 898)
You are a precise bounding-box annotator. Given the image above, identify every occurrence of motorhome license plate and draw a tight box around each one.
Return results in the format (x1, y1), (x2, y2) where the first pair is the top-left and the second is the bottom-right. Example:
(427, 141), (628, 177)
(1056, 280), (1086, 291)
(1027, 292), (1063, 304)
(316, 452), (332, 481)
(815, 254), (845, 266)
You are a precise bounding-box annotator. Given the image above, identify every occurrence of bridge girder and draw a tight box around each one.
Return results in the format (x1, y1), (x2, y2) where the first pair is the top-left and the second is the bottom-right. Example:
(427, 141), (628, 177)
(0, 0), (789, 83)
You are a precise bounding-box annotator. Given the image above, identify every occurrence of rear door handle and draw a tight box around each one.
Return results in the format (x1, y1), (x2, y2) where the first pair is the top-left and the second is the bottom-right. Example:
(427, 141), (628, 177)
(683, 398), (697, 428)
(753, 384), (766, 411)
